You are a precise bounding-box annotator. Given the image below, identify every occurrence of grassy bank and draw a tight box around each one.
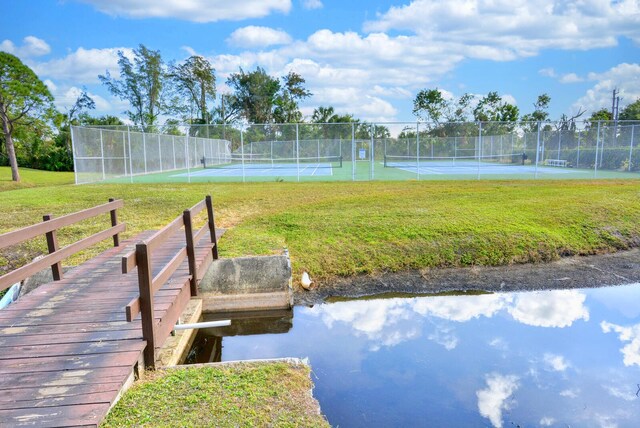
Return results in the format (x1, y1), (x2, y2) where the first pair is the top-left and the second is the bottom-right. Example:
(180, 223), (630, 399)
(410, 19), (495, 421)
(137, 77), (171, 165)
(1, 169), (639, 284)
(102, 362), (328, 427)
(0, 166), (74, 191)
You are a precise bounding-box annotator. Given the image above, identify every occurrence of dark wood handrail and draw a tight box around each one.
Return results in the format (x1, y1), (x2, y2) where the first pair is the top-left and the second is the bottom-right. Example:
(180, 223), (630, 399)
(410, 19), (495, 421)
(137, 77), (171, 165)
(0, 199), (123, 250)
(0, 199), (123, 292)
(122, 195), (219, 369)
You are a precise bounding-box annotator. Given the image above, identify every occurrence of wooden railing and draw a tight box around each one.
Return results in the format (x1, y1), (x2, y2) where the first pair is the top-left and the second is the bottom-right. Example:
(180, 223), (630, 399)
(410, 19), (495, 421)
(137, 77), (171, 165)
(122, 195), (218, 369)
(0, 199), (124, 292)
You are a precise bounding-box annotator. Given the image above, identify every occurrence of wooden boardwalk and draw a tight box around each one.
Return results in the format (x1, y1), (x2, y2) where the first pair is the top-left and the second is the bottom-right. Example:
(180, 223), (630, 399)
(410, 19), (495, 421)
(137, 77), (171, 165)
(0, 228), (222, 427)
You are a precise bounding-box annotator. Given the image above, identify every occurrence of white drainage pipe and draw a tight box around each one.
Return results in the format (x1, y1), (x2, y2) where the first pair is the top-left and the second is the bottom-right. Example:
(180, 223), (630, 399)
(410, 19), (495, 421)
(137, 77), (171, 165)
(173, 320), (231, 331)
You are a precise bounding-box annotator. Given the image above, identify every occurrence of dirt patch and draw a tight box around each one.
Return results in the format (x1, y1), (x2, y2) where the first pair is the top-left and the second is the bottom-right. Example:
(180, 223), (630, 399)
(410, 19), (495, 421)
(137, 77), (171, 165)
(295, 248), (640, 305)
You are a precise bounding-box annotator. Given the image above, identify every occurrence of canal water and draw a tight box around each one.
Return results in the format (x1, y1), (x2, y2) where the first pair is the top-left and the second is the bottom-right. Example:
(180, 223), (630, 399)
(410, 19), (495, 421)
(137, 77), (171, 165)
(187, 284), (640, 427)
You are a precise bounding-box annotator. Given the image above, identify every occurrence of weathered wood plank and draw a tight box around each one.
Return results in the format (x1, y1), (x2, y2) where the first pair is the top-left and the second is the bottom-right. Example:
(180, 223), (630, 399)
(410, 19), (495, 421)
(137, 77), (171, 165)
(0, 402), (111, 427)
(0, 338), (146, 360)
(0, 382), (121, 405)
(0, 321), (138, 334)
(0, 351), (143, 375)
(0, 366), (133, 390)
(0, 391), (117, 411)
(0, 329), (142, 347)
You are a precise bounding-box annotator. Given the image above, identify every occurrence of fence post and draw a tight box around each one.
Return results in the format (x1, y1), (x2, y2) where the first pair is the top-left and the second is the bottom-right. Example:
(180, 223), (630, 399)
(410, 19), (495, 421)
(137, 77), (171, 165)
(240, 129), (246, 183)
(351, 123), (356, 181)
(70, 126), (79, 185)
(594, 121), (601, 178)
(185, 133), (191, 183)
(42, 214), (62, 281)
(296, 123), (300, 182)
(135, 243), (156, 369)
(534, 122), (541, 179)
(122, 131), (127, 177)
(557, 130), (562, 160)
(370, 124), (375, 180)
(629, 125), (635, 172)
(99, 129), (106, 181)
(158, 134), (163, 172)
(108, 198), (120, 247)
(183, 209), (198, 296)
(576, 133), (581, 168)
(416, 122), (421, 181)
(142, 131), (148, 174)
(127, 126), (134, 184)
(206, 195), (219, 259)
(477, 122), (482, 180)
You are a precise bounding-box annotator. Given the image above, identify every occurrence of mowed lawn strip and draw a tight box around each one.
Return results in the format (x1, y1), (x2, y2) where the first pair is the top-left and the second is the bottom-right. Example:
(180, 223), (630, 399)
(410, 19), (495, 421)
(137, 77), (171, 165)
(0, 170), (639, 284)
(0, 166), (75, 191)
(102, 362), (329, 428)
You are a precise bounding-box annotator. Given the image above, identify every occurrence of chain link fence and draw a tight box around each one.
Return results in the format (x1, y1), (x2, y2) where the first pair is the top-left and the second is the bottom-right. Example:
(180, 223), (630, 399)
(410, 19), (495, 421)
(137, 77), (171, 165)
(71, 120), (640, 183)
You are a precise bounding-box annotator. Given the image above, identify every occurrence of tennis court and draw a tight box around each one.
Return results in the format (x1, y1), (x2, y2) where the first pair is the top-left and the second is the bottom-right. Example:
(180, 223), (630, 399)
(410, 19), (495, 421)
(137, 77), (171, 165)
(71, 121), (640, 184)
(382, 155), (591, 177)
(171, 156), (341, 178)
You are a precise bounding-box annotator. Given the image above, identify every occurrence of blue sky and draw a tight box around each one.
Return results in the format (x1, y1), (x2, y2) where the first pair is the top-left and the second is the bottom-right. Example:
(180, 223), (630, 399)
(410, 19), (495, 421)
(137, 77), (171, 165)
(1, 0), (639, 123)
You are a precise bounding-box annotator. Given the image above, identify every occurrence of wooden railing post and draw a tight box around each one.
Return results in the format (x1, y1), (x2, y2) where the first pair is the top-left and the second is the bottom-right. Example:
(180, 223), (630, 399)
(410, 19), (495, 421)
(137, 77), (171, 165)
(42, 214), (63, 281)
(109, 198), (120, 247)
(205, 195), (219, 260)
(183, 209), (198, 296)
(135, 243), (156, 369)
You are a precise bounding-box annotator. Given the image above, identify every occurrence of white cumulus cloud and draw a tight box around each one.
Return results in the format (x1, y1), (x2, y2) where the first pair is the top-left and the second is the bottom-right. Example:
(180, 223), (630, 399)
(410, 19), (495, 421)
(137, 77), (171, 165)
(601, 320), (640, 367)
(77, 0), (291, 22)
(32, 47), (134, 84)
(364, 0), (640, 60)
(543, 353), (570, 372)
(0, 36), (51, 58)
(508, 290), (589, 328)
(477, 373), (519, 428)
(572, 63), (640, 115)
(413, 293), (511, 322)
(227, 26), (292, 49)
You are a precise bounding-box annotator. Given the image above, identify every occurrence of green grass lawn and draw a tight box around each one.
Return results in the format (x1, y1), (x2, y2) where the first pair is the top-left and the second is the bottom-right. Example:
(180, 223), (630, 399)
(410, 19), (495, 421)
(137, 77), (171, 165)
(1, 168), (639, 286)
(0, 166), (75, 191)
(102, 362), (328, 428)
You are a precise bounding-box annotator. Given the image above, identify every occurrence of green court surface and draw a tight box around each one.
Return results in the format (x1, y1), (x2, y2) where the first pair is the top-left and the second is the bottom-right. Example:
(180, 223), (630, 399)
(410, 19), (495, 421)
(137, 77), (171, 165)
(99, 160), (640, 184)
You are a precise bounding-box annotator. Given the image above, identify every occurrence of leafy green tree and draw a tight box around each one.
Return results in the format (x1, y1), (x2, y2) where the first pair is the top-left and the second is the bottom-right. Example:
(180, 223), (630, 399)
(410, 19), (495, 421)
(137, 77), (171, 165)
(412, 88), (448, 124)
(412, 89), (475, 124)
(78, 113), (125, 127)
(273, 72), (311, 123)
(589, 108), (612, 121)
(225, 68), (312, 124)
(169, 55), (216, 124)
(619, 98), (640, 121)
(521, 94), (551, 132)
(0, 52), (53, 181)
(473, 92), (519, 122)
(99, 44), (168, 131)
(55, 88), (95, 155)
(226, 67), (281, 124)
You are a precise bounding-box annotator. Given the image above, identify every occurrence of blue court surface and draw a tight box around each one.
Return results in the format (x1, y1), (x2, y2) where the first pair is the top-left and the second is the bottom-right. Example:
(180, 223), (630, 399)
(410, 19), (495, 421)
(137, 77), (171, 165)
(385, 160), (591, 176)
(171, 162), (334, 177)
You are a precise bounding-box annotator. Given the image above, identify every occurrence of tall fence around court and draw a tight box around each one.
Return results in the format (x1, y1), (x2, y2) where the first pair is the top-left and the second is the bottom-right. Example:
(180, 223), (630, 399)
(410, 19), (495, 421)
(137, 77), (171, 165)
(71, 121), (640, 184)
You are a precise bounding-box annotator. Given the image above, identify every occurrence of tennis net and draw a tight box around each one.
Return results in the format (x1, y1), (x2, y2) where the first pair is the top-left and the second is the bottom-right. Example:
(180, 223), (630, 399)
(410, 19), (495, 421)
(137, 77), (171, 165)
(383, 153), (525, 168)
(202, 155), (343, 169)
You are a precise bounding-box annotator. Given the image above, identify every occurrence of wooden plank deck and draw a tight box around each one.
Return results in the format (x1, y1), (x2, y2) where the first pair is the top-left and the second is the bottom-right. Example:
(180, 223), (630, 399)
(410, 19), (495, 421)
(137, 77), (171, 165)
(0, 228), (222, 427)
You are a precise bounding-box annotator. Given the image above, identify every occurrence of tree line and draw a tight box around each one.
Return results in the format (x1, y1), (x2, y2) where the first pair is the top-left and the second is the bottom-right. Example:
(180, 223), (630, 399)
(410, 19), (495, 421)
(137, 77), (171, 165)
(2, 44), (640, 181)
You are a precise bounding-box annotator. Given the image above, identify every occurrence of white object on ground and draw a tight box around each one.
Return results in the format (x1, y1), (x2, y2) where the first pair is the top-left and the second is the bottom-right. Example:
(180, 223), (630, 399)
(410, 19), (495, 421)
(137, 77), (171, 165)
(301, 272), (313, 290)
(173, 320), (231, 331)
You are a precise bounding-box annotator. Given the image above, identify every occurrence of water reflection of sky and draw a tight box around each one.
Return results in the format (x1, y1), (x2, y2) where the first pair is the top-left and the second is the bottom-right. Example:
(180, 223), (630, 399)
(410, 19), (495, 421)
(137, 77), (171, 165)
(218, 284), (640, 427)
